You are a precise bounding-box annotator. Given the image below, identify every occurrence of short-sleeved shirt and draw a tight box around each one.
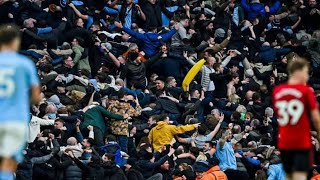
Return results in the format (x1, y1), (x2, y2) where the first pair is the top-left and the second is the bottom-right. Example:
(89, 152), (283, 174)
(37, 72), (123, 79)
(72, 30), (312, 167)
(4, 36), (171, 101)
(272, 84), (318, 150)
(0, 52), (39, 123)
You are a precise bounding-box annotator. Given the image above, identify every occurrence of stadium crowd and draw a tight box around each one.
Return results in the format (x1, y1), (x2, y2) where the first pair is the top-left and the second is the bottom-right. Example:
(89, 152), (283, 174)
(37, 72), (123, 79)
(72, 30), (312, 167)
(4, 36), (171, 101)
(1, 0), (320, 178)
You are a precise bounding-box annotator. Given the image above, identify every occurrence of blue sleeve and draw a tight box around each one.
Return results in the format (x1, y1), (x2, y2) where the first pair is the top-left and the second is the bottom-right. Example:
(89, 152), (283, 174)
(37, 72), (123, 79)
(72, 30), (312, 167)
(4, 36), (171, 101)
(19, 50), (43, 60)
(267, 166), (276, 180)
(86, 16), (94, 29)
(103, 6), (119, 15)
(241, 0), (250, 11)
(245, 156), (260, 166)
(76, 131), (84, 143)
(123, 27), (146, 40)
(37, 27), (53, 35)
(123, 87), (137, 97)
(269, 0), (281, 14)
(51, 57), (64, 65)
(25, 58), (40, 87)
(160, 29), (177, 41)
(275, 48), (291, 56)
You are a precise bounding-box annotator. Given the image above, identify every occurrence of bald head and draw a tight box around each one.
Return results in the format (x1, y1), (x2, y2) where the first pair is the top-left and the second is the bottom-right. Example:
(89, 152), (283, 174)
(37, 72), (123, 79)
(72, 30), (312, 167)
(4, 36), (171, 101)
(246, 91), (254, 101)
(67, 137), (77, 146)
(46, 104), (57, 113)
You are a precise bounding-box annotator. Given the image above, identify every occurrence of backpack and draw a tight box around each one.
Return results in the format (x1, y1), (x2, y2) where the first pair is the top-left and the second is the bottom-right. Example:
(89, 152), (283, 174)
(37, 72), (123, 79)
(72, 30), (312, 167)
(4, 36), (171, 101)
(100, 143), (124, 166)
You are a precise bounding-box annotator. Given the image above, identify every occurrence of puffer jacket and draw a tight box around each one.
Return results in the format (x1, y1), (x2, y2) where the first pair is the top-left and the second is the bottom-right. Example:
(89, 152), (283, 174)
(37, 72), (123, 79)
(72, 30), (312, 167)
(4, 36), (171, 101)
(121, 53), (162, 88)
(65, 162), (82, 180)
(258, 45), (291, 64)
(103, 162), (128, 180)
(72, 45), (91, 73)
(122, 61), (147, 88)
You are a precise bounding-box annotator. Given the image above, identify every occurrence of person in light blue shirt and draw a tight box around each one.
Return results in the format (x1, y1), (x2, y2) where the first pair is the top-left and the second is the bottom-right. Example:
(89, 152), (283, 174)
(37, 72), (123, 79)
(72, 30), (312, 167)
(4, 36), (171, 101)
(215, 129), (237, 171)
(0, 24), (41, 180)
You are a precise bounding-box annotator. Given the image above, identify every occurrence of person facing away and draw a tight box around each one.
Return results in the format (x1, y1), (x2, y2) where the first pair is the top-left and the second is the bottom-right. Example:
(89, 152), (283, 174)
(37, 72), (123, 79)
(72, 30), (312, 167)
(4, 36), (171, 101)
(0, 24), (41, 180)
(272, 57), (320, 180)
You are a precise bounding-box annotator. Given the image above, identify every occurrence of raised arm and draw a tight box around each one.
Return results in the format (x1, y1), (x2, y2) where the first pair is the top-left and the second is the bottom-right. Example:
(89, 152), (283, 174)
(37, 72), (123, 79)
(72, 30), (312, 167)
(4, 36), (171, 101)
(208, 114), (224, 139)
(69, 3), (89, 20)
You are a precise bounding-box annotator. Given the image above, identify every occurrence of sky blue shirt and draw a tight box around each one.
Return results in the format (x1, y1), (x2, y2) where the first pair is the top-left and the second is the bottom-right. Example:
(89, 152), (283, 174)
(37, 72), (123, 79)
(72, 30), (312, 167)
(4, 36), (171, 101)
(0, 52), (39, 123)
(216, 140), (237, 171)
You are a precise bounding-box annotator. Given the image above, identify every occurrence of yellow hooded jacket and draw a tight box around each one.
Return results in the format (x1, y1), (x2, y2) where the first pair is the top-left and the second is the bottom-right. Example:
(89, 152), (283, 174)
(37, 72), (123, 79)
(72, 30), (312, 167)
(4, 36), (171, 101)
(148, 121), (196, 151)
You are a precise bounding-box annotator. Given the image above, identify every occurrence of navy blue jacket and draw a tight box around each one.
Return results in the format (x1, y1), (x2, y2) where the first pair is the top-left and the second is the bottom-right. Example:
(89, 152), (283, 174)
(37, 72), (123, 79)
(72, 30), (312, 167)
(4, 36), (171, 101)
(241, 0), (281, 20)
(122, 27), (177, 57)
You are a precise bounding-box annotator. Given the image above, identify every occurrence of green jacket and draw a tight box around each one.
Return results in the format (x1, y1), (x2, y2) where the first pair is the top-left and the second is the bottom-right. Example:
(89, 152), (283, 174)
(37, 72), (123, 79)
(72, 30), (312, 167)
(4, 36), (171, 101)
(72, 45), (91, 73)
(81, 106), (124, 134)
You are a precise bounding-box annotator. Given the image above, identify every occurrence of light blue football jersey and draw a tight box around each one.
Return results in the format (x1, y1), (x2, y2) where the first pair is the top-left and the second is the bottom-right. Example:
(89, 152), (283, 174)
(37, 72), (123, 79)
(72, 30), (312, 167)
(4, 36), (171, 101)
(0, 52), (39, 123)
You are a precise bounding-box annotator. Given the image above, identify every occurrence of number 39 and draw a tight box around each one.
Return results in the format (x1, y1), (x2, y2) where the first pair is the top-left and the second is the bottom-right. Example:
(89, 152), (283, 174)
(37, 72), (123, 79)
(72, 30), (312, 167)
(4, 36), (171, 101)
(275, 100), (304, 126)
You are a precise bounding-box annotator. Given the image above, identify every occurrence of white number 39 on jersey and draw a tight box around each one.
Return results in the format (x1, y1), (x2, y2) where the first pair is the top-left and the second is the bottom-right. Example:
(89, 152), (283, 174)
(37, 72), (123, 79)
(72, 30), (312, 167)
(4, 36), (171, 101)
(275, 100), (304, 126)
(0, 69), (15, 97)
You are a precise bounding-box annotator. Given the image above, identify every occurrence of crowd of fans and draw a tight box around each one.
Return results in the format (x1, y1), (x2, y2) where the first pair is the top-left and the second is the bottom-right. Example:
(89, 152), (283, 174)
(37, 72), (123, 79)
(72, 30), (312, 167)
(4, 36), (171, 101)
(1, 0), (320, 178)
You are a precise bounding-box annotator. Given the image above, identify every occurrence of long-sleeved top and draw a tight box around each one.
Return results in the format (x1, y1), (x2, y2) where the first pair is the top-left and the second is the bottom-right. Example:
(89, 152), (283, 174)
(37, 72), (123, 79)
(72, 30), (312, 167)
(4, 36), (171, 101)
(28, 116), (55, 143)
(241, 0), (281, 20)
(148, 121), (196, 151)
(267, 163), (286, 180)
(72, 45), (91, 73)
(122, 27), (177, 57)
(81, 106), (124, 134)
(136, 155), (170, 179)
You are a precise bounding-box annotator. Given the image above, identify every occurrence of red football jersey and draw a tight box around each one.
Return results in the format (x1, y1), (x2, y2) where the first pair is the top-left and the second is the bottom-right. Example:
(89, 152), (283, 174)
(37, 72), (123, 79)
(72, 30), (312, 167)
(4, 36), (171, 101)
(272, 84), (318, 150)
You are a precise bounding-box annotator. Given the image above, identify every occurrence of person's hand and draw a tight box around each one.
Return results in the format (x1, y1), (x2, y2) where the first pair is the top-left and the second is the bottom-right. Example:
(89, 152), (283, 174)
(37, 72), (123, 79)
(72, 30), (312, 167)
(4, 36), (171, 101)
(188, 29), (195, 35)
(68, 3), (75, 8)
(193, 123), (201, 128)
(20, 28), (26, 32)
(227, 29), (232, 37)
(228, 50), (240, 58)
(245, 125), (251, 132)
(135, 4), (142, 10)
(76, 119), (81, 127)
(183, 4), (190, 11)
(200, 1), (205, 8)
(168, 147), (175, 156)
(241, 78), (250, 84)
(218, 113), (224, 122)
(114, 21), (123, 29)
(235, 152), (242, 158)
(243, 133), (249, 139)
(43, 8), (49, 12)
(226, 102), (232, 107)
(55, 75), (62, 81)
(123, 114), (130, 119)
(37, 131), (43, 138)
(143, 129), (149, 134)
(183, 51), (188, 59)
(170, 137), (176, 145)
(87, 125), (93, 131)
(174, 22), (180, 30)
(49, 133), (55, 140)
(67, 150), (75, 158)
(62, 17), (67, 21)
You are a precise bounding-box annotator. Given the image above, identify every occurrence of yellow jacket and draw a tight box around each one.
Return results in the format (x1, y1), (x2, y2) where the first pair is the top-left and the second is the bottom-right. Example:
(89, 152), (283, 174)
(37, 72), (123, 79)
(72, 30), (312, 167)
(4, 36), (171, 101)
(148, 121), (196, 151)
